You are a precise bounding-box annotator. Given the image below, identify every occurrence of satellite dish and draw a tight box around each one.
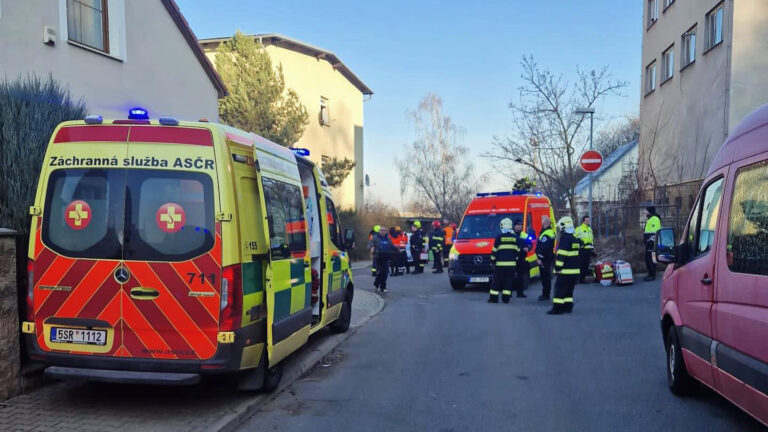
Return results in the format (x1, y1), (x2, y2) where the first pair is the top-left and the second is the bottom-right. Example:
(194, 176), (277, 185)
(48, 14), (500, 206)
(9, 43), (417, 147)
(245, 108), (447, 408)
(365, 174), (370, 187)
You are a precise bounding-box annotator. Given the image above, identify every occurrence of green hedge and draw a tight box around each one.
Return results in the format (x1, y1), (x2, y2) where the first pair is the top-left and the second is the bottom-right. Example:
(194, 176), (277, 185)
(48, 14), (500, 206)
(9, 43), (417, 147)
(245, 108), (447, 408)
(0, 75), (87, 233)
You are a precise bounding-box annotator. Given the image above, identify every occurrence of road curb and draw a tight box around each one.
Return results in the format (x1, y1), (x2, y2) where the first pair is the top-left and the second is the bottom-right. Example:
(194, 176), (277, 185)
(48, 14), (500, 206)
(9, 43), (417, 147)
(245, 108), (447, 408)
(208, 291), (384, 432)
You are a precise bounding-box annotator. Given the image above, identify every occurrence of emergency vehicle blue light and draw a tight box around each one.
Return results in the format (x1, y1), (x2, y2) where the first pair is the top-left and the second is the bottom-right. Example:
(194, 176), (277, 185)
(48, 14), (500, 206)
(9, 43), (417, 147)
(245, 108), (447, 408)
(159, 117), (179, 126)
(476, 191), (512, 197)
(84, 115), (103, 124)
(128, 107), (149, 120)
(292, 148), (310, 157)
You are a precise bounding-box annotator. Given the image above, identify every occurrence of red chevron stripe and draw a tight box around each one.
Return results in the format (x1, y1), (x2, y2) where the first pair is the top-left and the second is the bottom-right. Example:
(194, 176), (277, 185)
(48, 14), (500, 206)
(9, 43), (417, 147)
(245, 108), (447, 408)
(171, 261), (219, 318)
(149, 262), (218, 326)
(121, 292), (175, 359)
(50, 260), (100, 317)
(77, 276), (122, 320)
(128, 262), (216, 357)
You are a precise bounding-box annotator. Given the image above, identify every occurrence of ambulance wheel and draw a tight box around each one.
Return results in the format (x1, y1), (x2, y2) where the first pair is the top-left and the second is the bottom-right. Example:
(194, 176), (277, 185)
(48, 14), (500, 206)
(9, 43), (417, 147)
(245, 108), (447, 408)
(666, 326), (694, 396)
(330, 297), (352, 333)
(450, 280), (466, 290)
(262, 362), (283, 393)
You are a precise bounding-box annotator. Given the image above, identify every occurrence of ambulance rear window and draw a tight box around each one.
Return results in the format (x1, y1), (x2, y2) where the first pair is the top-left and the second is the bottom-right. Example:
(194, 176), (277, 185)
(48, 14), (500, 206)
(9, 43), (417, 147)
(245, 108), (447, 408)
(124, 170), (214, 261)
(43, 169), (125, 259)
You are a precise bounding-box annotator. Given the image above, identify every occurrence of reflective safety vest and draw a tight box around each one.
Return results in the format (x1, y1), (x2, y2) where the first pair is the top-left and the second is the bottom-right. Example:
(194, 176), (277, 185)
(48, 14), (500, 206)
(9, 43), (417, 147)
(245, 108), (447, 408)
(644, 215), (661, 234)
(390, 233), (407, 250)
(444, 226), (455, 246)
(491, 232), (520, 267)
(536, 228), (556, 262)
(554, 233), (581, 275)
(575, 224), (594, 250)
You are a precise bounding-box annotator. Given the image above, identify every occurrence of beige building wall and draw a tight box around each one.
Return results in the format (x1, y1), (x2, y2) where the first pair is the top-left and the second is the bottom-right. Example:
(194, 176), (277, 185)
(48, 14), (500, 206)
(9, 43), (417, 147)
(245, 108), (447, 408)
(638, 0), (732, 190)
(203, 37), (368, 211)
(0, 0), (220, 121)
(729, 0), (768, 130)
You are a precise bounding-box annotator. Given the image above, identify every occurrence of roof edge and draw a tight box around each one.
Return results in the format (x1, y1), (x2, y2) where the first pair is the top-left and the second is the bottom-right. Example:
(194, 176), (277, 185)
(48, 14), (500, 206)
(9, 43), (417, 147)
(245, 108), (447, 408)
(161, 0), (228, 98)
(199, 33), (373, 96)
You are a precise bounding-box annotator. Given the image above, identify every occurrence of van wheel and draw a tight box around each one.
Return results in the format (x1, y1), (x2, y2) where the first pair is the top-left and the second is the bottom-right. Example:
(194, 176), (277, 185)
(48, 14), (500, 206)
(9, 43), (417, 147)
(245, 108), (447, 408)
(666, 326), (695, 396)
(330, 298), (352, 333)
(262, 362), (283, 393)
(450, 280), (466, 290)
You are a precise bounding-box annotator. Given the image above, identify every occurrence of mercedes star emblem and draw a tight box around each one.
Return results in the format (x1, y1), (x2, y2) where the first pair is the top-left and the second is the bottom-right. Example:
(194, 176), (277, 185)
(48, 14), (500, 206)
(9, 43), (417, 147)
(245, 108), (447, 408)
(474, 256), (484, 265)
(114, 266), (130, 284)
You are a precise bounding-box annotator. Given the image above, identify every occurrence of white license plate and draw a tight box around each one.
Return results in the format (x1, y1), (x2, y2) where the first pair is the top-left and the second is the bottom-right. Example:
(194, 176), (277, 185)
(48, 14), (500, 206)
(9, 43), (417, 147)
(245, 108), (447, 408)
(50, 327), (106, 346)
(469, 277), (490, 283)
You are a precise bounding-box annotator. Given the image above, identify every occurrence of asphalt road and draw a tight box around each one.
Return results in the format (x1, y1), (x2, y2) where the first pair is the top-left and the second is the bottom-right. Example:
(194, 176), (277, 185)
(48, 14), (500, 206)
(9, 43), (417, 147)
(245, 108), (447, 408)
(238, 268), (765, 432)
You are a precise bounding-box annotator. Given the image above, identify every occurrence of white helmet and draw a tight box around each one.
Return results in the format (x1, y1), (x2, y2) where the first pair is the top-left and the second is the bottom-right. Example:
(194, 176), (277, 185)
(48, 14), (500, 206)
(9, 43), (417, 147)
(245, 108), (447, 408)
(557, 216), (574, 231)
(500, 218), (513, 230)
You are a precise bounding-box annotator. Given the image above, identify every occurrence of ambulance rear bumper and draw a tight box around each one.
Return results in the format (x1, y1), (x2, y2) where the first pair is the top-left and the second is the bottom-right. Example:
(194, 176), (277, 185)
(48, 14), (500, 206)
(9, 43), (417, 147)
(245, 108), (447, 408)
(45, 366), (201, 385)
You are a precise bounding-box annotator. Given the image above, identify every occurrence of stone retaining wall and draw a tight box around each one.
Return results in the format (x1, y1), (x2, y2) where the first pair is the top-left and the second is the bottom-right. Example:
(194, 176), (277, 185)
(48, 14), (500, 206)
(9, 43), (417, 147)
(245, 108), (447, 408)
(0, 229), (21, 401)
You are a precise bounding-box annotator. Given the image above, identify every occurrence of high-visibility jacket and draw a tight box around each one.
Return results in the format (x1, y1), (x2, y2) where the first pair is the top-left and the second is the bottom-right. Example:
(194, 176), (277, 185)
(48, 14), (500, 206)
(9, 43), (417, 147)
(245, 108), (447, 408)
(644, 215), (661, 241)
(390, 233), (407, 250)
(430, 229), (445, 252)
(536, 228), (556, 263)
(575, 223), (594, 250)
(491, 232), (521, 267)
(554, 233), (581, 275)
(444, 226), (455, 246)
(598, 262), (614, 281)
(517, 231), (536, 266)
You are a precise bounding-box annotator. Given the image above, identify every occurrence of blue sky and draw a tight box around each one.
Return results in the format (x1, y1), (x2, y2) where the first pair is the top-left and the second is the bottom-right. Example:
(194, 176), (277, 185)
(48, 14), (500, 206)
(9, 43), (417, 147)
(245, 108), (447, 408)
(177, 0), (643, 207)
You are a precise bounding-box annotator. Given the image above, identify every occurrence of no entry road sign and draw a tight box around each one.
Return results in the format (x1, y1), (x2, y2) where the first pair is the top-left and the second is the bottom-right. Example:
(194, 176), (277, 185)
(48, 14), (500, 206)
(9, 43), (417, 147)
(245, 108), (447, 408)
(580, 150), (603, 172)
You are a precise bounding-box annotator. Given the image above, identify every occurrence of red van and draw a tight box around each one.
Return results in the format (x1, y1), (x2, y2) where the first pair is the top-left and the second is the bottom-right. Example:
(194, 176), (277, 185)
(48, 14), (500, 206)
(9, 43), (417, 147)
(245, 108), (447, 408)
(448, 192), (555, 290)
(656, 104), (768, 426)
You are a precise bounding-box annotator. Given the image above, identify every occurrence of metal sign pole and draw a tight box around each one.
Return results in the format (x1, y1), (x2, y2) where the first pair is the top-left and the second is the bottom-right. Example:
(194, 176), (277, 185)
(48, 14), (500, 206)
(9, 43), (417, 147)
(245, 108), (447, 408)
(588, 112), (593, 223)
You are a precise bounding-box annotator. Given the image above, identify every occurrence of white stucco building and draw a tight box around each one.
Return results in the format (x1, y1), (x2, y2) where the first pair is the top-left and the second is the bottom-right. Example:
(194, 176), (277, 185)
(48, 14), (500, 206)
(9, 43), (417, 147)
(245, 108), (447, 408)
(0, 0), (226, 120)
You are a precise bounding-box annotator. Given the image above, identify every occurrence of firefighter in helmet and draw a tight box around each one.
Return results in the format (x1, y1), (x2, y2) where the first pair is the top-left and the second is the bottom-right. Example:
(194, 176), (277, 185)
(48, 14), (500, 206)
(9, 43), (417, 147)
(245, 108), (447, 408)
(430, 220), (445, 274)
(489, 218), (525, 303)
(548, 216), (582, 315)
(410, 220), (425, 274)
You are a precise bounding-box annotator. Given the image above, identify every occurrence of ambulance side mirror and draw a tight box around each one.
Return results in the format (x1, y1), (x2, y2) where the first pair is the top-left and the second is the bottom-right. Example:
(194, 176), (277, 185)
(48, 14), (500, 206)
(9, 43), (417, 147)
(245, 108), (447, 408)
(345, 229), (355, 251)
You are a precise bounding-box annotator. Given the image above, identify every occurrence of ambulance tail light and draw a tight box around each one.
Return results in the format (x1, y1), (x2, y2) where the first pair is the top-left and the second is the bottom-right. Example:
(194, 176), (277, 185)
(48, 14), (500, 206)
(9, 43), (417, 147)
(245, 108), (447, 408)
(220, 264), (242, 331)
(26, 260), (34, 321)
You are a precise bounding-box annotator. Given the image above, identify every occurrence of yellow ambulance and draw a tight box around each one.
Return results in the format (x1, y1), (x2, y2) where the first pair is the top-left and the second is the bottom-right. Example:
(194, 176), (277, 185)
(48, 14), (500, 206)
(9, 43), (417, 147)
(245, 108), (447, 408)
(21, 109), (355, 390)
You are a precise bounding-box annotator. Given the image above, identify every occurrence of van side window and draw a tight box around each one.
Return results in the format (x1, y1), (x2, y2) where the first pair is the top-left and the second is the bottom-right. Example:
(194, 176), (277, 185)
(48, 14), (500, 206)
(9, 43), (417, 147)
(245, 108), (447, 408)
(727, 161), (768, 275)
(325, 197), (343, 249)
(695, 178), (723, 256)
(682, 199), (700, 262)
(262, 177), (307, 260)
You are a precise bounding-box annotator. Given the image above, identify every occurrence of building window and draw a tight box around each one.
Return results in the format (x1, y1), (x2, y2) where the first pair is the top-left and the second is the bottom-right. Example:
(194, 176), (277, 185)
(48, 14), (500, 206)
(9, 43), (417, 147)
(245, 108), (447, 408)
(67, 0), (108, 52)
(661, 46), (674, 83)
(663, 0), (674, 11)
(681, 26), (696, 69)
(647, 0), (659, 28)
(319, 97), (330, 126)
(705, 2), (724, 51)
(645, 61), (657, 95)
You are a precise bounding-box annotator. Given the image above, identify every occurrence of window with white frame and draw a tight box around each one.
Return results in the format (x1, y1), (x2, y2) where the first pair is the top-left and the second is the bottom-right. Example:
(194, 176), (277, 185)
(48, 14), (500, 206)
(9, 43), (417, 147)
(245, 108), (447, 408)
(647, 0), (659, 28)
(661, 46), (674, 82)
(645, 61), (657, 94)
(706, 3), (724, 51)
(67, 0), (108, 52)
(681, 26), (696, 68)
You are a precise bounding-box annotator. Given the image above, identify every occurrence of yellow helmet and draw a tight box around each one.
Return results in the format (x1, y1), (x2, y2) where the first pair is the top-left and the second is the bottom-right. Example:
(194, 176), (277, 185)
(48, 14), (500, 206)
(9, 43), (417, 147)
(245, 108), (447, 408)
(557, 216), (574, 230)
(500, 218), (513, 230)
(373, 224), (381, 233)
(413, 220), (421, 228)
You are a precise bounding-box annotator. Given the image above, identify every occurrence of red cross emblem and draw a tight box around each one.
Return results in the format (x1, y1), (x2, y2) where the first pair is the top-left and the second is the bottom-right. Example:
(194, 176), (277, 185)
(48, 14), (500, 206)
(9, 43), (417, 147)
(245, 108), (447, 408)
(65, 200), (92, 230)
(156, 203), (186, 233)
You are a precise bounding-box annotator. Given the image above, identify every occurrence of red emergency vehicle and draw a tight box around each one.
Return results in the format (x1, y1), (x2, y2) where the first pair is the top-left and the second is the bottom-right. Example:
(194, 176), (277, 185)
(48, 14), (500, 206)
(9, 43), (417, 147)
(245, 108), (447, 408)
(448, 192), (555, 290)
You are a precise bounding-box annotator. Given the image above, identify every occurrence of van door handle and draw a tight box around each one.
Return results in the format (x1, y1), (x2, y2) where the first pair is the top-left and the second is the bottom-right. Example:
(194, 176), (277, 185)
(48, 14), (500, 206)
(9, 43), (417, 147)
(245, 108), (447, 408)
(130, 287), (159, 300)
(701, 277), (712, 285)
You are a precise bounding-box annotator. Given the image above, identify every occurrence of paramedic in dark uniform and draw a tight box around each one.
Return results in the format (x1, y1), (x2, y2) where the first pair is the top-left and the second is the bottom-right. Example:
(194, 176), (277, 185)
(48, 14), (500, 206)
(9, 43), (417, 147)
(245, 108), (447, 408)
(536, 216), (556, 301)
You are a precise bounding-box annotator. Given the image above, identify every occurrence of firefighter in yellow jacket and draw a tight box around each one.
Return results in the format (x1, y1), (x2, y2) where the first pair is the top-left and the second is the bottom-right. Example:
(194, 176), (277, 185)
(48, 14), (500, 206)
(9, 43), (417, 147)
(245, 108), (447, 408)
(548, 216), (582, 315)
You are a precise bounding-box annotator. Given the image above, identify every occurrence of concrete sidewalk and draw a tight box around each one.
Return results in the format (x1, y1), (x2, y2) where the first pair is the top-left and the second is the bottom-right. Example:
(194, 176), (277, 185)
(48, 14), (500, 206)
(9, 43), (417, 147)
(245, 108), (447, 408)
(0, 290), (384, 432)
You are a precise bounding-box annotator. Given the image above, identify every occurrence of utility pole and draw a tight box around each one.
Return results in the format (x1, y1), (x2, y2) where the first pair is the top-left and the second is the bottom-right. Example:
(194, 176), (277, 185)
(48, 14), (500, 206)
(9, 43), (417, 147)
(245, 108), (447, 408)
(575, 107), (596, 222)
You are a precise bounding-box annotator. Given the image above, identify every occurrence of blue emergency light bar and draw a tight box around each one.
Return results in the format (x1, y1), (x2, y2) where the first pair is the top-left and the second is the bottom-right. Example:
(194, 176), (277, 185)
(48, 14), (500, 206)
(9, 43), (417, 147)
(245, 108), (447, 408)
(476, 191), (544, 197)
(128, 107), (149, 120)
(292, 148), (310, 157)
(84, 115), (103, 124)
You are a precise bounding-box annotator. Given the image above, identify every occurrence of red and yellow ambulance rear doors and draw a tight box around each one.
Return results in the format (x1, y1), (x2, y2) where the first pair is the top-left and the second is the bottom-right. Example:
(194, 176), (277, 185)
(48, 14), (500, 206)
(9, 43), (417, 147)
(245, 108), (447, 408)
(32, 124), (222, 361)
